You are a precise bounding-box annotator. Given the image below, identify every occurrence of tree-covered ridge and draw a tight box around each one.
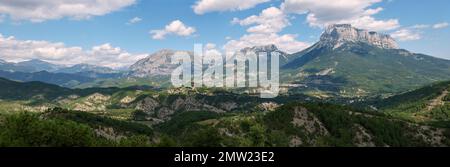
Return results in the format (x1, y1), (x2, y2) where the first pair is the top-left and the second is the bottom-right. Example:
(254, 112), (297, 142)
(0, 77), (449, 147)
(370, 81), (450, 122)
(2, 102), (448, 147)
(0, 111), (153, 147)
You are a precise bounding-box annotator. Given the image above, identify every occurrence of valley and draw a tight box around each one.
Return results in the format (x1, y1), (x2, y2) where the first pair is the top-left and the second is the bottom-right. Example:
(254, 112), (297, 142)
(0, 24), (449, 147)
(0, 76), (449, 147)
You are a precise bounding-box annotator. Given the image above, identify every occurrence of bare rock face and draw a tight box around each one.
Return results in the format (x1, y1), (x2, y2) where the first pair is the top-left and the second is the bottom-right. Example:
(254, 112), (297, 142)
(128, 45), (289, 78)
(319, 24), (399, 49)
(258, 102), (280, 112)
(290, 106), (330, 146)
(240, 44), (283, 54)
(128, 49), (192, 77)
(135, 97), (160, 114)
(73, 93), (111, 112)
(291, 107), (329, 136)
(239, 44), (289, 64)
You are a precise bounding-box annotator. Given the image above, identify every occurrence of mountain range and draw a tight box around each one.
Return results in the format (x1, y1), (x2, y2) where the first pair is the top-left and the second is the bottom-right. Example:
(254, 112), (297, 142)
(1, 24), (450, 147)
(0, 59), (123, 87)
(125, 24), (450, 97)
(1, 24), (450, 98)
(0, 59), (118, 74)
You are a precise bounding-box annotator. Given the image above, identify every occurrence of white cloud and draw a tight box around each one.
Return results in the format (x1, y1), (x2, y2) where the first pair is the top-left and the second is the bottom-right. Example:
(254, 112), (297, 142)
(225, 7), (309, 54)
(411, 24), (430, 29)
(343, 15), (400, 31)
(406, 22), (448, 30)
(0, 34), (147, 69)
(224, 33), (310, 54)
(205, 43), (217, 50)
(391, 29), (421, 41)
(150, 20), (196, 40)
(433, 22), (449, 29)
(390, 22), (448, 42)
(204, 43), (222, 57)
(87, 43), (148, 68)
(282, 0), (400, 31)
(193, 0), (270, 15)
(0, 0), (136, 22)
(233, 7), (290, 34)
(127, 17), (142, 25)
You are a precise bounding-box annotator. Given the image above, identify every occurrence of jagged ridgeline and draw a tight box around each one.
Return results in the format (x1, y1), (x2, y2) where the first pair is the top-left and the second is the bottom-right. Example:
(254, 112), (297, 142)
(282, 24), (450, 97)
(125, 24), (450, 97)
(1, 24), (449, 97)
(0, 24), (450, 147)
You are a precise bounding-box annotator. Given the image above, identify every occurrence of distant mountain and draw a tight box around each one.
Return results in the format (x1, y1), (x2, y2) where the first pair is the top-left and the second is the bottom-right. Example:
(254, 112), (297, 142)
(109, 24), (450, 97)
(239, 44), (289, 65)
(0, 59), (119, 75)
(128, 46), (288, 79)
(0, 59), (37, 73)
(0, 59), (123, 88)
(16, 59), (63, 72)
(281, 24), (450, 97)
(71, 71), (124, 79)
(128, 50), (191, 77)
(0, 70), (95, 88)
(56, 64), (117, 74)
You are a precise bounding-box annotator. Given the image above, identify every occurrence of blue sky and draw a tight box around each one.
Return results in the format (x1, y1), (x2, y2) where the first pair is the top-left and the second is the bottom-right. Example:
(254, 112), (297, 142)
(0, 0), (449, 68)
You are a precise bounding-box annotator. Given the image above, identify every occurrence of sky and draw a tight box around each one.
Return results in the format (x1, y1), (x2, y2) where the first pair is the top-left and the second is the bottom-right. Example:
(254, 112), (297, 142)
(0, 0), (449, 68)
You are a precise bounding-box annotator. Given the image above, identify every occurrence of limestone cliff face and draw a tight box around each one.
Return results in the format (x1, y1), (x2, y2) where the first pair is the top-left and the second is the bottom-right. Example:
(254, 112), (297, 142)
(319, 24), (399, 49)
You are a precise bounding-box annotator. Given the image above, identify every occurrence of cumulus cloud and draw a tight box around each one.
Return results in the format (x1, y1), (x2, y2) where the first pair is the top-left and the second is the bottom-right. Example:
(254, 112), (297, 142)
(390, 22), (449, 41)
(0, 34), (147, 69)
(150, 20), (196, 40)
(391, 29), (421, 41)
(225, 7), (309, 54)
(224, 33), (310, 54)
(203, 43), (222, 57)
(282, 0), (400, 31)
(433, 22), (449, 29)
(0, 0), (136, 22)
(343, 15), (400, 31)
(205, 43), (217, 50)
(193, 0), (270, 15)
(232, 7), (290, 34)
(127, 17), (142, 25)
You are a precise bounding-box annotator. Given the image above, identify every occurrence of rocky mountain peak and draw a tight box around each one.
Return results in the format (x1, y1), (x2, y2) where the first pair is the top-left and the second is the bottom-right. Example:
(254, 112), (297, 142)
(239, 44), (287, 58)
(240, 44), (283, 54)
(238, 44), (291, 65)
(128, 49), (192, 77)
(319, 24), (399, 49)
